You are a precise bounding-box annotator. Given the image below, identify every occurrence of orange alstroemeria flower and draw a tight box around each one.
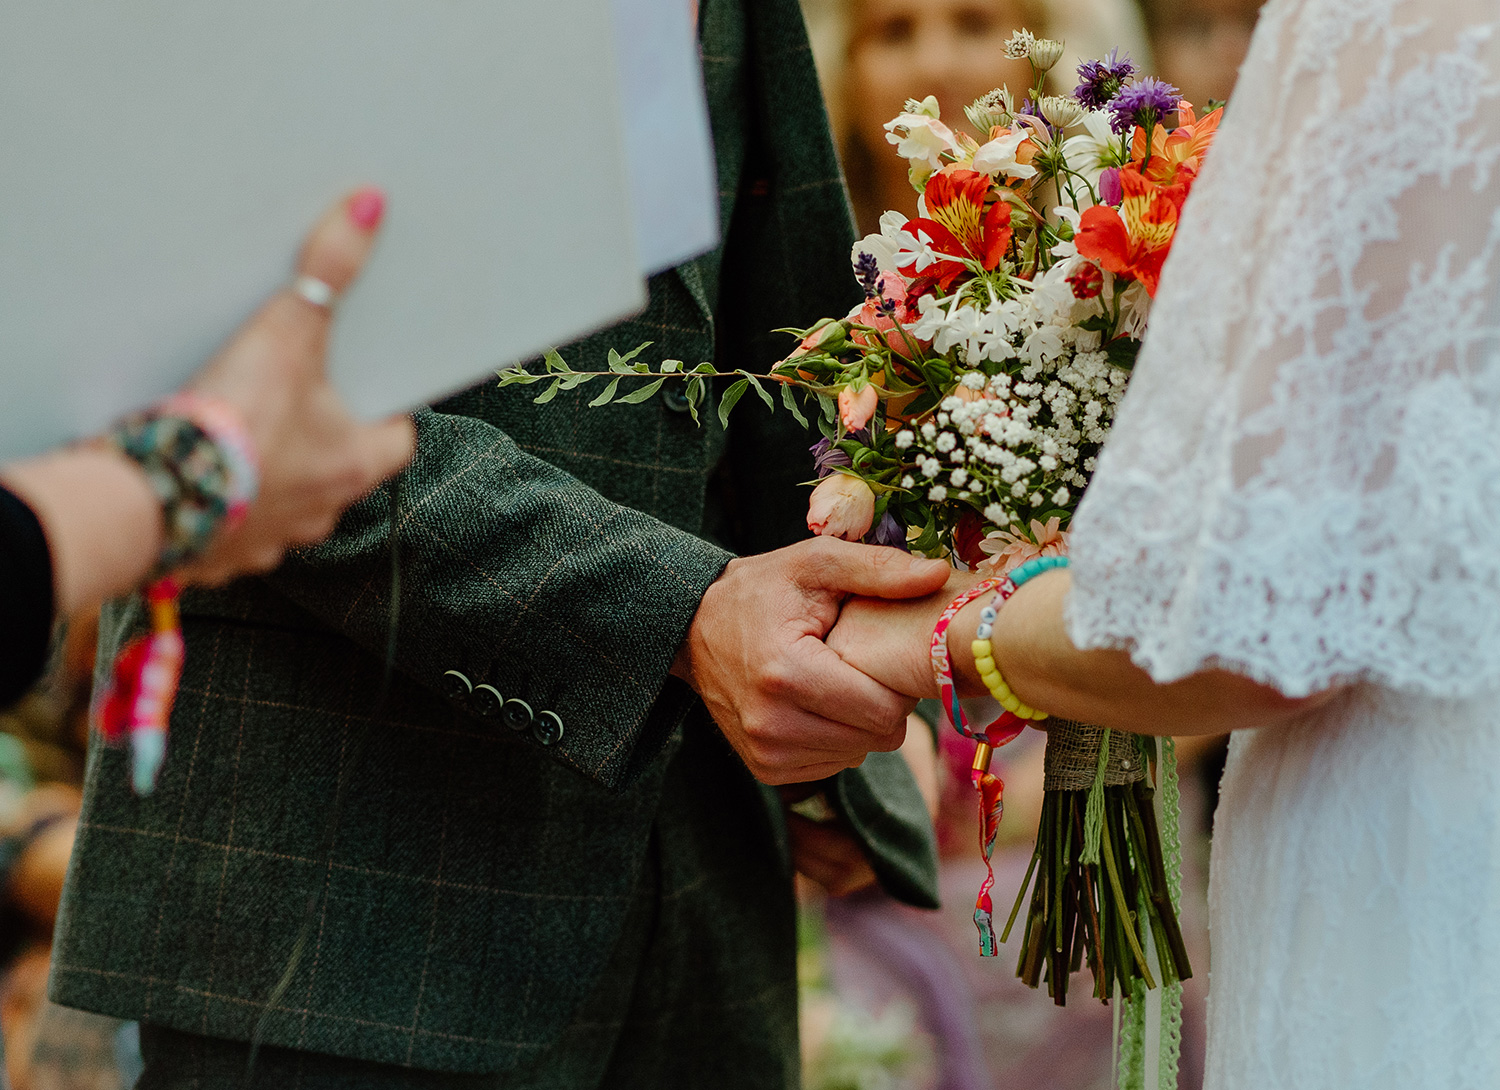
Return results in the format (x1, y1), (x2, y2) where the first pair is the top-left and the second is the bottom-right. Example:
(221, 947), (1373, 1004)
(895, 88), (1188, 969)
(900, 168), (1012, 292)
(1074, 165), (1188, 297)
(1131, 102), (1223, 189)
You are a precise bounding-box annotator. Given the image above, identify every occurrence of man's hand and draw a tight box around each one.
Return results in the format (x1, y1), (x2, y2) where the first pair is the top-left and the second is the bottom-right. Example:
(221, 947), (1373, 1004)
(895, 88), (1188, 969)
(673, 537), (950, 784)
(826, 567), (980, 699)
(787, 813), (878, 897)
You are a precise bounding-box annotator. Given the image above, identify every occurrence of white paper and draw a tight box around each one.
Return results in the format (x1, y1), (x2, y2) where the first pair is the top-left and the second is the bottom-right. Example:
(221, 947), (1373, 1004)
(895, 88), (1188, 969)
(610, 0), (720, 276)
(0, 0), (647, 461)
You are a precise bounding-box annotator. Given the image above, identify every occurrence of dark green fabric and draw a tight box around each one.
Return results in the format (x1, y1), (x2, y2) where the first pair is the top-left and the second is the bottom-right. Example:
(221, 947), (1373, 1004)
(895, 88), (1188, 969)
(51, 0), (937, 1078)
(827, 750), (941, 911)
(136, 722), (799, 1090)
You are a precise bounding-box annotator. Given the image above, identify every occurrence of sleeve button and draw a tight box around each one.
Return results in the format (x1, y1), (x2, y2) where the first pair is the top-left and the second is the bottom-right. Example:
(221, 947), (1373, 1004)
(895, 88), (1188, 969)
(470, 684), (503, 717)
(501, 698), (534, 733)
(661, 384), (692, 413)
(532, 711), (564, 747)
(441, 670), (473, 701)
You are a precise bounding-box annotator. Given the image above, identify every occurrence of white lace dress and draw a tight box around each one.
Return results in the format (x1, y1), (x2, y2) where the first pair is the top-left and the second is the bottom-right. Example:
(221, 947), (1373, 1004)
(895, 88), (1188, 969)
(1064, 1), (1500, 1086)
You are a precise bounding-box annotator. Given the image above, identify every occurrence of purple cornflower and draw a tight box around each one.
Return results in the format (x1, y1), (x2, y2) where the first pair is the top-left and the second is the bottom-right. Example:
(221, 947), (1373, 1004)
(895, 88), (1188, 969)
(865, 511), (908, 550)
(1107, 77), (1180, 135)
(854, 250), (882, 299)
(810, 436), (853, 478)
(1073, 49), (1135, 110)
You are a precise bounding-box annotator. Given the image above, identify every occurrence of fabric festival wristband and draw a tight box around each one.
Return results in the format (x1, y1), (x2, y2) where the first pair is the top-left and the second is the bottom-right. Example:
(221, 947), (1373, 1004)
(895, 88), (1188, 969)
(107, 392), (259, 575)
(929, 577), (1023, 746)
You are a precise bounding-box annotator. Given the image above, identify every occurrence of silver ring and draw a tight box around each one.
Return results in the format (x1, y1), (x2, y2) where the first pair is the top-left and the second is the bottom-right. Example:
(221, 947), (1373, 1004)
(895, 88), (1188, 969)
(291, 274), (336, 310)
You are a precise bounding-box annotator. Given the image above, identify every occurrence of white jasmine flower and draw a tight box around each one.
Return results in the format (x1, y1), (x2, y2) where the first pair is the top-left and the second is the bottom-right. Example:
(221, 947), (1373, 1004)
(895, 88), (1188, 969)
(894, 224), (961, 276)
(1021, 325), (1066, 365)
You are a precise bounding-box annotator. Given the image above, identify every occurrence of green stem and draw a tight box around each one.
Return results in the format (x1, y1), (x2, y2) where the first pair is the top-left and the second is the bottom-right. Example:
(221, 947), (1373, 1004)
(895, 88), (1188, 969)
(1099, 799), (1155, 989)
(1002, 847), (1041, 944)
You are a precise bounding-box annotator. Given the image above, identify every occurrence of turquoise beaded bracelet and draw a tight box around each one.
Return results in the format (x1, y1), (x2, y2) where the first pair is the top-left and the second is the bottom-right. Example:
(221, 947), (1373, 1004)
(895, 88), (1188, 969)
(972, 555), (1070, 718)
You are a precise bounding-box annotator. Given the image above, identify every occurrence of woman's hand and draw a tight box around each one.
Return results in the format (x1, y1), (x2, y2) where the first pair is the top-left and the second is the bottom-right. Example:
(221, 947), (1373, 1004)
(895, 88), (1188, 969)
(825, 567), (980, 699)
(179, 187), (416, 584)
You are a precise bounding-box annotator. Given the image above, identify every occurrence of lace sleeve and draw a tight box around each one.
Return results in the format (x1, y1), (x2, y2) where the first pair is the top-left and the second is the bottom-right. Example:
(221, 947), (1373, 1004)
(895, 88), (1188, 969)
(1065, 0), (1500, 698)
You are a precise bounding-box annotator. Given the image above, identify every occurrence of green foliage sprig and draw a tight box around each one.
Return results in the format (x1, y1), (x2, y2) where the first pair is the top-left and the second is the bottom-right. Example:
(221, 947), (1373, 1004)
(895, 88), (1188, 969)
(498, 342), (819, 430)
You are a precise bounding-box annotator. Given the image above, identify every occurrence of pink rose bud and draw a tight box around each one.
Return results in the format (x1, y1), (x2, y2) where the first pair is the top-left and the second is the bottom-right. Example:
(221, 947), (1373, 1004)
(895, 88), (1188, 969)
(838, 384), (880, 431)
(786, 318), (847, 361)
(806, 474), (876, 541)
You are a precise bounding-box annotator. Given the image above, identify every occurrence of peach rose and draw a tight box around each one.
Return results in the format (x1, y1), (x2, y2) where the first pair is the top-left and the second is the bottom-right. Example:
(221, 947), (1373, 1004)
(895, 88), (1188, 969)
(838, 384), (880, 431)
(806, 474), (876, 541)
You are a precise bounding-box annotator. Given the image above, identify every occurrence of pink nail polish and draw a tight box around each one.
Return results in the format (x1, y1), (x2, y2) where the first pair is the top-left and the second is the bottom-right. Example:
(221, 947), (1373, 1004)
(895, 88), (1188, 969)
(348, 187), (385, 230)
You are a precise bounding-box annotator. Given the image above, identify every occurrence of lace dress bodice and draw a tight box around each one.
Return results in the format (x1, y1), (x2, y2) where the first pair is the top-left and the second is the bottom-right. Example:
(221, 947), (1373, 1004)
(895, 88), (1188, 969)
(1064, 0), (1500, 1085)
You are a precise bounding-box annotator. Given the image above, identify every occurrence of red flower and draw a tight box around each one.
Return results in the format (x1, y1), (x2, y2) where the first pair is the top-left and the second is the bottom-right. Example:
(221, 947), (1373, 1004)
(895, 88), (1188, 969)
(952, 510), (988, 570)
(1067, 263), (1104, 299)
(899, 169), (1012, 293)
(1073, 165), (1187, 297)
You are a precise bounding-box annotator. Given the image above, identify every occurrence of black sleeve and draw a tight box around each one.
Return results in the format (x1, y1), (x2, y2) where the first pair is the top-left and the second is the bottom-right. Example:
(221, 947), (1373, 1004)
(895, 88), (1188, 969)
(0, 485), (55, 709)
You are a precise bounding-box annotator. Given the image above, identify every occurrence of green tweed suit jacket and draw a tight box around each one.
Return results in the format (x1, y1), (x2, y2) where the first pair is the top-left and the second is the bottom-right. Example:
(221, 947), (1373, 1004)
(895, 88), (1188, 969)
(51, 0), (939, 1079)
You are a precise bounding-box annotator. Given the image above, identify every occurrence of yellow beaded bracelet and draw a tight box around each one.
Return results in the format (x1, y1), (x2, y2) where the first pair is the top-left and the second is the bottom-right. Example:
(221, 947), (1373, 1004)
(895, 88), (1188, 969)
(970, 636), (1048, 721)
(966, 554), (1072, 722)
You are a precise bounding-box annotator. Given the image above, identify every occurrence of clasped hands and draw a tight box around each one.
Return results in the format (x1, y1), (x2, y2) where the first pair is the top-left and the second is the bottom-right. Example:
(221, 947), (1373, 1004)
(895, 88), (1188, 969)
(675, 538), (991, 785)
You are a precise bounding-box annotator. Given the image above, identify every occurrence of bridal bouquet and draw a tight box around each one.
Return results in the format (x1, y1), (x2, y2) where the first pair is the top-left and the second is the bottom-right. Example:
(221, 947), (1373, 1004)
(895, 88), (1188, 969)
(503, 30), (1220, 1068)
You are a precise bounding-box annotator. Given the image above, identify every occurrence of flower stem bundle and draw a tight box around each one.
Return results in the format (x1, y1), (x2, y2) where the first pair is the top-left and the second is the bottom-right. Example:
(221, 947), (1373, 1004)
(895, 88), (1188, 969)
(1005, 724), (1191, 1007)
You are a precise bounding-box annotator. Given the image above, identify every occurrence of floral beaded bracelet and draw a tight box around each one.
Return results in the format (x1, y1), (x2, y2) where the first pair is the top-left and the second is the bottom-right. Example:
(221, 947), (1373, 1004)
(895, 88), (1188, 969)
(94, 393), (259, 795)
(971, 555), (1070, 720)
(107, 392), (259, 576)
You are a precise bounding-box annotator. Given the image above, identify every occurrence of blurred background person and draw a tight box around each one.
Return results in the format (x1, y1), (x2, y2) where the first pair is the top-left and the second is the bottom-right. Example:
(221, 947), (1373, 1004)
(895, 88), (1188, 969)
(800, 0), (1152, 234)
(1137, 0), (1261, 106)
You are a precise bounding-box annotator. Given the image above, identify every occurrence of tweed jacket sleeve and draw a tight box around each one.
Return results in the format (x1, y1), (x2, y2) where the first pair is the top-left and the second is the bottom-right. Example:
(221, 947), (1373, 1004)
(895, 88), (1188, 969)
(261, 398), (733, 792)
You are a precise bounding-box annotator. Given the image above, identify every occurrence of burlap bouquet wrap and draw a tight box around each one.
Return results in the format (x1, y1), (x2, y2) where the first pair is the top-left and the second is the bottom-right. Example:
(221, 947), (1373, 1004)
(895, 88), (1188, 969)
(1043, 719), (1147, 791)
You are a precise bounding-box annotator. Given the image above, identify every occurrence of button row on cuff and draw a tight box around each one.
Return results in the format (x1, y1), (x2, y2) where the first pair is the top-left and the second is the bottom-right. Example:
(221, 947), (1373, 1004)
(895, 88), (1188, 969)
(440, 671), (564, 747)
